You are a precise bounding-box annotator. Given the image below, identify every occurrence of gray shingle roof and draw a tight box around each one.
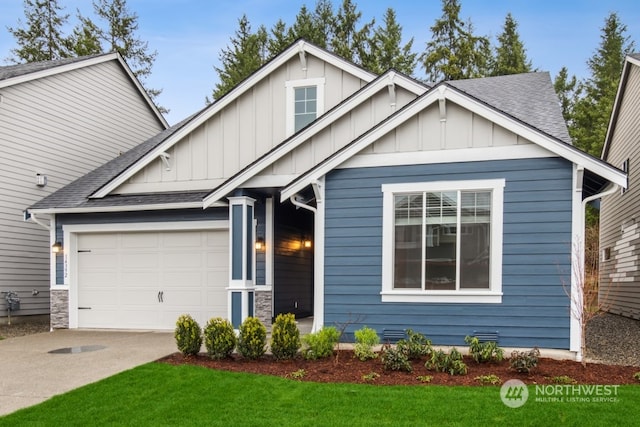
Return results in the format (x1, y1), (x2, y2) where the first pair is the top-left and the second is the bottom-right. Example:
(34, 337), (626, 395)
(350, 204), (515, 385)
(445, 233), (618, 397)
(448, 72), (571, 144)
(0, 54), (111, 81)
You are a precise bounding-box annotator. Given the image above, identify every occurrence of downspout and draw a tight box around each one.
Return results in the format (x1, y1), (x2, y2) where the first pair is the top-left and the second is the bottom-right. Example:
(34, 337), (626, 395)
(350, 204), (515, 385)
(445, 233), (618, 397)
(289, 179), (324, 333)
(572, 182), (619, 362)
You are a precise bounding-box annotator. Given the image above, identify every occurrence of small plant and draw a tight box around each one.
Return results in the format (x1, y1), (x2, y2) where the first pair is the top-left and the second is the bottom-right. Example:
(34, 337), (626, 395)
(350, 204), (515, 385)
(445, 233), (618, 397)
(174, 314), (202, 356)
(287, 369), (306, 380)
(396, 329), (432, 360)
(550, 375), (577, 384)
(425, 347), (467, 375)
(464, 336), (504, 363)
(302, 326), (340, 360)
(354, 326), (380, 361)
(270, 313), (301, 360)
(510, 347), (541, 373)
(380, 343), (412, 372)
(203, 317), (236, 359)
(237, 317), (267, 359)
(416, 375), (433, 383)
(361, 372), (380, 382)
(634, 372), (640, 382)
(475, 374), (501, 385)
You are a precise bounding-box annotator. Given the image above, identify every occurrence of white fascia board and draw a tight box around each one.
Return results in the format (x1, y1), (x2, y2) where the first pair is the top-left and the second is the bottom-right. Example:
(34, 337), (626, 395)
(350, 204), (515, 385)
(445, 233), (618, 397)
(92, 41), (375, 200)
(202, 71), (427, 208)
(281, 84), (627, 201)
(0, 53), (117, 88)
(27, 200), (226, 215)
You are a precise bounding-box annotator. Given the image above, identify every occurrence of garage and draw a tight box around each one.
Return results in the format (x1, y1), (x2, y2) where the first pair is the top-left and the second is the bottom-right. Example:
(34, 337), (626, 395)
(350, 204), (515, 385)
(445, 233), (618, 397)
(76, 228), (228, 330)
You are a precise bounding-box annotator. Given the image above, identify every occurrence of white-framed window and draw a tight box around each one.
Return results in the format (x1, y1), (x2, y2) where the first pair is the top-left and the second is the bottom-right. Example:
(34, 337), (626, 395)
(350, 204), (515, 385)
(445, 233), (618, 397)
(381, 179), (505, 303)
(286, 78), (325, 136)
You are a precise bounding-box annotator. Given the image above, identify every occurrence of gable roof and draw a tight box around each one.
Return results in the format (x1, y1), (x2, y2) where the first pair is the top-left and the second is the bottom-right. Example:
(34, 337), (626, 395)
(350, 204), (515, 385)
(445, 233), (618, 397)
(601, 53), (640, 160)
(0, 52), (168, 128)
(89, 39), (376, 199)
(281, 73), (626, 202)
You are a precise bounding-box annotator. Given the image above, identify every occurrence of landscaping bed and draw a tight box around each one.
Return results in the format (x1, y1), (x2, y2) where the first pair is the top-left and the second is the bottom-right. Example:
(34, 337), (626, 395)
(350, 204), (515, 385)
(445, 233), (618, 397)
(159, 350), (640, 386)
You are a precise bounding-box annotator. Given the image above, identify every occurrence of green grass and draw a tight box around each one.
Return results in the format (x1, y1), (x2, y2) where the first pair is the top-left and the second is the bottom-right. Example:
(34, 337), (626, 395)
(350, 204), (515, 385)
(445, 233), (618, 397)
(1, 363), (638, 426)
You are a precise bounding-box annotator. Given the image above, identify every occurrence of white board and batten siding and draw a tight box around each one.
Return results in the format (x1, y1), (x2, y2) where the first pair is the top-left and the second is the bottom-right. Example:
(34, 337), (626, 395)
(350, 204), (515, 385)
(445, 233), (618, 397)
(0, 59), (166, 317)
(600, 63), (640, 319)
(115, 53), (369, 195)
(76, 229), (228, 330)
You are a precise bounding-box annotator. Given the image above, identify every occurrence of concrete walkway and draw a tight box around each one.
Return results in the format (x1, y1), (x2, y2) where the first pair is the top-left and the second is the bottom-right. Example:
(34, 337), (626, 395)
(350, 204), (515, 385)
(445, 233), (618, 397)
(0, 329), (175, 417)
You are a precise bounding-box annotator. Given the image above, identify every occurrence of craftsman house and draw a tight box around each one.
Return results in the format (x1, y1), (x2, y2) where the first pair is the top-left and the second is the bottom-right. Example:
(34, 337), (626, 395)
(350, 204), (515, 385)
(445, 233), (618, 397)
(27, 40), (625, 359)
(1, 53), (167, 320)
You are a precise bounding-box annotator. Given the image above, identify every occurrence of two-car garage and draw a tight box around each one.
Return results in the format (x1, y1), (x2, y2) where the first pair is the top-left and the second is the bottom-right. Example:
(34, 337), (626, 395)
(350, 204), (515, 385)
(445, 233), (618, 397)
(73, 226), (229, 330)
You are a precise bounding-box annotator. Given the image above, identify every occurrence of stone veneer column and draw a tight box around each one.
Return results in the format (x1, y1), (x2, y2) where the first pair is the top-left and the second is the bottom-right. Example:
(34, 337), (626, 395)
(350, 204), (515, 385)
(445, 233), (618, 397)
(254, 289), (273, 328)
(50, 289), (69, 329)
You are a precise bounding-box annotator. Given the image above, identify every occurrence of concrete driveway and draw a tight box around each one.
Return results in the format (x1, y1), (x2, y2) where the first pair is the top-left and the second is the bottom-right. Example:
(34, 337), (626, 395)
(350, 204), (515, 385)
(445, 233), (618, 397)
(0, 329), (176, 417)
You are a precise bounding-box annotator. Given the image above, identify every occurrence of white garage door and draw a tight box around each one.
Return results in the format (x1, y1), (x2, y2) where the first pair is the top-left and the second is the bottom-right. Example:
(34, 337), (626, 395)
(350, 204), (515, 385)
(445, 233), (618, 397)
(77, 229), (228, 330)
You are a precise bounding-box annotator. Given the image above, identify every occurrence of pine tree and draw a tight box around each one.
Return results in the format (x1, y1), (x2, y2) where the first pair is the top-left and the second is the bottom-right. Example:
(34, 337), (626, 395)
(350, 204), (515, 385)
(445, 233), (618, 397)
(491, 13), (532, 76)
(330, 0), (373, 65)
(362, 8), (417, 75)
(421, 0), (492, 81)
(7, 0), (70, 63)
(288, 2), (334, 48)
(570, 12), (635, 156)
(210, 15), (269, 101)
(67, 13), (103, 56)
(553, 66), (580, 126)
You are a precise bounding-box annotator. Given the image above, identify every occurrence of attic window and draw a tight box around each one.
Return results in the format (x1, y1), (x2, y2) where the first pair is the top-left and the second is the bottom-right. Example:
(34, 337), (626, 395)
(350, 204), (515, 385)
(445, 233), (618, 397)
(286, 78), (325, 136)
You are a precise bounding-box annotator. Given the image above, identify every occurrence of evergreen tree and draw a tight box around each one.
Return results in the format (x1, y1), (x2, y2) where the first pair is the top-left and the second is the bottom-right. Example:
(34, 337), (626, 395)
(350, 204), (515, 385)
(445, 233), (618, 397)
(268, 19), (294, 58)
(7, 0), (70, 62)
(491, 13), (532, 76)
(330, 0), (373, 64)
(421, 0), (492, 81)
(67, 12), (103, 56)
(362, 8), (417, 75)
(570, 12), (634, 156)
(210, 15), (269, 101)
(289, 2), (334, 48)
(553, 66), (580, 127)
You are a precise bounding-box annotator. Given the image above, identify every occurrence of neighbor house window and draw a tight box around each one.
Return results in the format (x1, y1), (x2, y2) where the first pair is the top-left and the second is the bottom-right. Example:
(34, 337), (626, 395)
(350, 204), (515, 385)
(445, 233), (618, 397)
(622, 158), (629, 194)
(286, 78), (325, 136)
(381, 179), (505, 303)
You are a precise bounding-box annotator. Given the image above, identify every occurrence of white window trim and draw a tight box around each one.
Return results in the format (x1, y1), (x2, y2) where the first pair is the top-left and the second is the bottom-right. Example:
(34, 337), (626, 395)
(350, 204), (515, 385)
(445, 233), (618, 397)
(381, 179), (505, 303)
(286, 78), (325, 136)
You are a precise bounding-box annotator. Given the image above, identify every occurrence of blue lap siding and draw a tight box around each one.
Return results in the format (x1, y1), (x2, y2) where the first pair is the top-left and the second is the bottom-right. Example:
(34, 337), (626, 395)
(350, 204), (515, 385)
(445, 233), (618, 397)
(323, 157), (573, 349)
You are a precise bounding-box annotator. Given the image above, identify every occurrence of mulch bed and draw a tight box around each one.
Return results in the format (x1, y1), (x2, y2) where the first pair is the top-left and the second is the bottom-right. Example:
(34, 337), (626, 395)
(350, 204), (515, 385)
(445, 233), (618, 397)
(159, 350), (640, 386)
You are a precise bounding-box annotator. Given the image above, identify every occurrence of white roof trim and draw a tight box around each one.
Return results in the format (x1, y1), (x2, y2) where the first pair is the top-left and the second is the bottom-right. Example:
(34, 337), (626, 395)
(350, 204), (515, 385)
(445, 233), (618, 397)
(202, 71), (427, 207)
(0, 53), (167, 128)
(27, 200), (227, 215)
(602, 55), (640, 160)
(91, 40), (376, 199)
(281, 83), (627, 201)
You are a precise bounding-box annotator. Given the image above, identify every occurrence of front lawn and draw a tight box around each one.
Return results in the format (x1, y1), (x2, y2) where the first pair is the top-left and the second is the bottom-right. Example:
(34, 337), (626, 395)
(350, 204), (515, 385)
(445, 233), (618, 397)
(0, 363), (637, 426)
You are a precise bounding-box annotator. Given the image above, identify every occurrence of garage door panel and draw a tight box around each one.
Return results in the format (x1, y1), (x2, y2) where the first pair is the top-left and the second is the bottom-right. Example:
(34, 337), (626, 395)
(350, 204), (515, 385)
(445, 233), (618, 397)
(78, 229), (229, 330)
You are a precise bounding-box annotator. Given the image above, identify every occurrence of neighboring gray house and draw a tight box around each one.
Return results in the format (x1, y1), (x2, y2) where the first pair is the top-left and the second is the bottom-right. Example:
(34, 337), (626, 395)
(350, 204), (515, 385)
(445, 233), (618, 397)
(600, 53), (640, 319)
(1, 53), (167, 321)
(28, 40), (625, 360)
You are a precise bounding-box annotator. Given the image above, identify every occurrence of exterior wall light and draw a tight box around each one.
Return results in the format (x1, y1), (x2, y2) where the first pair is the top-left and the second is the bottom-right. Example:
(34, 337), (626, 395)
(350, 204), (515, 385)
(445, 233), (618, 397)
(51, 242), (63, 253)
(303, 239), (312, 249)
(255, 238), (265, 251)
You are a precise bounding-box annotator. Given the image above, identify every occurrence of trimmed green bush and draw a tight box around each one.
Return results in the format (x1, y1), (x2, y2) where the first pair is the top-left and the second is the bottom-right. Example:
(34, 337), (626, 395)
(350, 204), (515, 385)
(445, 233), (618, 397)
(270, 313), (301, 360)
(464, 335), (504, 363)
(380, 343), (412, 372)
(301, 326), (340, 360)
(354, 326), (380, 361)
(174, 314), (202, 356)
(396, 329), (432, 360)
(237, 317), (267, 359)
(425, 347), (468, 375)
(203, 317), (237, 359)
(510, 347), (540, 373)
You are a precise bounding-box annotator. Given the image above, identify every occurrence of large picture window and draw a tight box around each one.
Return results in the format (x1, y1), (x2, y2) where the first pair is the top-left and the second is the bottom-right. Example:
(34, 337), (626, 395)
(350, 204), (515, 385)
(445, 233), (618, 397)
(381, 179), (504, 303)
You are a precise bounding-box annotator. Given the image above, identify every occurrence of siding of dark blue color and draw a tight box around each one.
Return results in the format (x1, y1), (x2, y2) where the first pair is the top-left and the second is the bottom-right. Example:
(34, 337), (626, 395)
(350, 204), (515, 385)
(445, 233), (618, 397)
(54, 208), (228, 284)
(323, 157), (574, 349)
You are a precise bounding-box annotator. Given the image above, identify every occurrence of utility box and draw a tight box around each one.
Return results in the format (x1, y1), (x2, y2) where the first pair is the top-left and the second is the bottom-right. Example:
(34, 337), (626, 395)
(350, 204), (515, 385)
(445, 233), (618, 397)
(5, 292), (20, 312)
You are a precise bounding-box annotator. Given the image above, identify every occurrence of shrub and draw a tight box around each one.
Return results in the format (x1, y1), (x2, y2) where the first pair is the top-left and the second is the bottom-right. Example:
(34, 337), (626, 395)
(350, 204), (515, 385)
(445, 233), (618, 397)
(380, 343), (412, 372)
(425, 347), (467, 375)
(634, 372), (640, 382)
(270, 313), (301, 360)
(237, 317), (267, 359)
(203, 317), (236, 359)
(551, 375), (577, 384)
(396, 329), (432, 360)
(301, 326), (340, 360)
(475, 374), (501, 385)
(510, 347), (541, 373)
(174, 314), (202, 356)
(416, 375), (433, 383)
(353, 326), (380, 361)
(362, 372), (380, 382)
(464, 335), (504, 363)
(287, 369), (306, 380)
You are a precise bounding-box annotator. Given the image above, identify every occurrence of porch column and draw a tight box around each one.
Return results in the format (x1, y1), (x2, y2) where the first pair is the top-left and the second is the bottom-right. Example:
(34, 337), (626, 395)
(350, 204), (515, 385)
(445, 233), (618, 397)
(228, 196), (256, 328)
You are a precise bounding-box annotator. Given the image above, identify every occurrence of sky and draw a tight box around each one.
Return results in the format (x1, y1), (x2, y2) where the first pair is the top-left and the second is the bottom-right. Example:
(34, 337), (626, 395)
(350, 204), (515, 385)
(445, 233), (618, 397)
(1, 0), (640, 125)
